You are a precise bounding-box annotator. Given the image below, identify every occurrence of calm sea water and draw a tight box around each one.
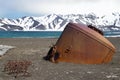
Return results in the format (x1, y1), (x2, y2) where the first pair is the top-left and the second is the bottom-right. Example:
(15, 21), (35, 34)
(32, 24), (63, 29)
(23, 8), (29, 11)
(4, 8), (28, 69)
(0, 31), (120, 38)
(0, 31), (62, 38)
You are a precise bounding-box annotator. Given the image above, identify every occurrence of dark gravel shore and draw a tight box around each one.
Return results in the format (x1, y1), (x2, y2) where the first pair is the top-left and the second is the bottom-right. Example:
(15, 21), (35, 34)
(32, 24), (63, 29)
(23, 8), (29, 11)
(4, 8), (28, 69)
(0, 37), (120, 80)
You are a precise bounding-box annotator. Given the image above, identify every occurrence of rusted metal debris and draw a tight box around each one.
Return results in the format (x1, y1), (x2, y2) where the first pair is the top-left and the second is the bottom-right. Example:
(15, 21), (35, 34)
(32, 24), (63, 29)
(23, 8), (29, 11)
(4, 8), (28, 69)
(45, 23), (116, 64)
(44, 45), (59, 63)
(3, 60), (32, 78)
(87, 25), (104, 35)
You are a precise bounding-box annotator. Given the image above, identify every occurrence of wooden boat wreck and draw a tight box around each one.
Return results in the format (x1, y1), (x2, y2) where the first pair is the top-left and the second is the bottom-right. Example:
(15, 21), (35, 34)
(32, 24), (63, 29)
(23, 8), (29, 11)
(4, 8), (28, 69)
(45, 23), (116, 64)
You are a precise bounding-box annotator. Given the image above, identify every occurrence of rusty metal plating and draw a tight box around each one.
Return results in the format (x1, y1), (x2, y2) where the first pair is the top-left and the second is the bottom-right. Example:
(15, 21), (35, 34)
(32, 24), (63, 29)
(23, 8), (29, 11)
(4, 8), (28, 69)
(3, 60), (32, 78)
(45, 23), (116, 64)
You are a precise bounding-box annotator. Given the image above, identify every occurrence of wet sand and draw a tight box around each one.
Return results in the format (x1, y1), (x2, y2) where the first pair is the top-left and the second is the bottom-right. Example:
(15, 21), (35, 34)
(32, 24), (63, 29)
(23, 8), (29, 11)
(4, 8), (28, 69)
(0, 37), (120, 80)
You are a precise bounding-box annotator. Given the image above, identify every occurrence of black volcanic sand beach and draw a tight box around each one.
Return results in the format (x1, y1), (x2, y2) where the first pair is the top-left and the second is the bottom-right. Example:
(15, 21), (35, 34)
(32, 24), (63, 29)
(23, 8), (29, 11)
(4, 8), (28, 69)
(0, 37), (120, 80)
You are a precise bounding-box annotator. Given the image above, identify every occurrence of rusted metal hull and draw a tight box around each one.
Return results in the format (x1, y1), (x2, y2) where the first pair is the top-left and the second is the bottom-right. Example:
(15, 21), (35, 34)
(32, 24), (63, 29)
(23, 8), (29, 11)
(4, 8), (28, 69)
(55, 23), (115, 64)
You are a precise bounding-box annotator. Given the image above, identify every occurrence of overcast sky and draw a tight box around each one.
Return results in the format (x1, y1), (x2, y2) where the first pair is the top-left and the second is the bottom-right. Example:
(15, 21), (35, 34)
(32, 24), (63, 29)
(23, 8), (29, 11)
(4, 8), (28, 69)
(0, 0), (120, 19)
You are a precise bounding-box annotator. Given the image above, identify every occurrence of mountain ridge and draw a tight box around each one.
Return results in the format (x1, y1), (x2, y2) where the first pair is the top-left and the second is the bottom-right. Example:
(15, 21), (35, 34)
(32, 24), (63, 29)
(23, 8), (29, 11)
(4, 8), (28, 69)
(0, 13), (120, 31)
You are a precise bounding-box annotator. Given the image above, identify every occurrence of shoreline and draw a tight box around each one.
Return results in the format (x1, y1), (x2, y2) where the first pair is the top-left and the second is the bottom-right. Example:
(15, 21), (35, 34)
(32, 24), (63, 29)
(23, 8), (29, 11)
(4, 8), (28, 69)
(0, 37), (120, 80)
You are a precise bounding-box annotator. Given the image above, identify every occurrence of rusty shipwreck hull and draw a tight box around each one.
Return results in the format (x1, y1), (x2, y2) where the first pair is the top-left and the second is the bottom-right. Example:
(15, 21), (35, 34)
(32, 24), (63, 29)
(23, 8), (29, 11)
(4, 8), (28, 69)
(55, 23), (115, 64)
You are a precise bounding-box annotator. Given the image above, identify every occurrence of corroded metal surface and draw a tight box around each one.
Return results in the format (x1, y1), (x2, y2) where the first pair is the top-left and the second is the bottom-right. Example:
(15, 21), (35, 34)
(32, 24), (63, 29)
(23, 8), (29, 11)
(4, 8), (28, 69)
(55, 23), (116, 64)
(88, 25), (104, 35)
(46, 23), (115, 64)
(3, 60), (32, 78)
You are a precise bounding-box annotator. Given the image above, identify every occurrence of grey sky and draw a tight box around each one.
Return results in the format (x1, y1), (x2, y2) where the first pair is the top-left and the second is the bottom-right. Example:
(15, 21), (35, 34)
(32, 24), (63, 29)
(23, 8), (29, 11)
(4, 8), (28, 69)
(0, 0), (120, 18)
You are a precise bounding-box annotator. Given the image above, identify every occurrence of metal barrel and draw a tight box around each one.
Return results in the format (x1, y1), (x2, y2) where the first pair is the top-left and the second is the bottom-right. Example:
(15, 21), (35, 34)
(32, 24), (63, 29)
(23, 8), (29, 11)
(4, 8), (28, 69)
(55, 23), (115, 64)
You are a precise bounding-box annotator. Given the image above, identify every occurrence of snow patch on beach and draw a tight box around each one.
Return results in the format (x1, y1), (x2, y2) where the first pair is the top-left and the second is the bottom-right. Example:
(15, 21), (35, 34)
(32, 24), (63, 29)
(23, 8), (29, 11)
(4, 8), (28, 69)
(106, 73), (118, 79)
(106, 74), (118, 78)
(0, 45), (15, 56)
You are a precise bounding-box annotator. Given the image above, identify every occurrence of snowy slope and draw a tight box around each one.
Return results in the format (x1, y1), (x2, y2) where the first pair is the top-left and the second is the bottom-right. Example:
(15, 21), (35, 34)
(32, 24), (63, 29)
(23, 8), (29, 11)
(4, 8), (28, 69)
(0, 13), (120, 31)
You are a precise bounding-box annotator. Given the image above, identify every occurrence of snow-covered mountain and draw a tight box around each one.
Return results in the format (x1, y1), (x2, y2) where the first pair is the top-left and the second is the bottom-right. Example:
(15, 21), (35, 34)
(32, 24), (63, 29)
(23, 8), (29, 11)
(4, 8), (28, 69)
(0, 13), (120, 31)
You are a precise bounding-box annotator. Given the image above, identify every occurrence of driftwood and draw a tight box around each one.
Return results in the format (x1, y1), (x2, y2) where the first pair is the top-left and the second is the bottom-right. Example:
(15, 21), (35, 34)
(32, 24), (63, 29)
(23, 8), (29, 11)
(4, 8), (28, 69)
(3, 60), (32, 78)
